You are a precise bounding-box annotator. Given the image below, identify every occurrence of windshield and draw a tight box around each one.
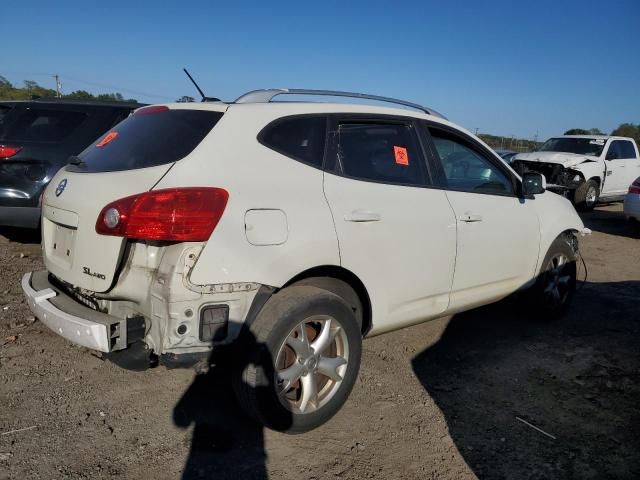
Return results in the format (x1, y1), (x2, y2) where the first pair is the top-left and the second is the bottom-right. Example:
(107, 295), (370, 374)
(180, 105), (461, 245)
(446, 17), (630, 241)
(539, 137), (606, 156)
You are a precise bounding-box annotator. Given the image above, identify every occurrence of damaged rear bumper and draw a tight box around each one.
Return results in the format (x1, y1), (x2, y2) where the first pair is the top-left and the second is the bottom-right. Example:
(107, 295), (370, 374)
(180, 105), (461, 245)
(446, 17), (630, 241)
(21, 271), (143, 352)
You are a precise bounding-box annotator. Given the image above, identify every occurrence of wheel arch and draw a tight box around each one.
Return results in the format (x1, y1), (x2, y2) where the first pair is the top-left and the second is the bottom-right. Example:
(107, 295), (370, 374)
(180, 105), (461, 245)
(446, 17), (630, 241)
(282, 265), (373, 337)
(536, 229), (580, 276)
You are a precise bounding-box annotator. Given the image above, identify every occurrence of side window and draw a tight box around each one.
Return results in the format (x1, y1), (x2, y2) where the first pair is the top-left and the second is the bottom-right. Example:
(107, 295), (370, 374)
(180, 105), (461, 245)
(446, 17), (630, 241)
(260, 116), (327, 168)
(606, 141), (621, 160)
(429, 129), (514, 195)
(335, 122), (426, 186)
(620, 141), (637, 159)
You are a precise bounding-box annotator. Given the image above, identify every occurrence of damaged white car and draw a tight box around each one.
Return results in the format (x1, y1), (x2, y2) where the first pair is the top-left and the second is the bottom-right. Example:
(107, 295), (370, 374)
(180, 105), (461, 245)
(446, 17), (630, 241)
(512, 135), (640, 210)
(22, 89), (587, 432)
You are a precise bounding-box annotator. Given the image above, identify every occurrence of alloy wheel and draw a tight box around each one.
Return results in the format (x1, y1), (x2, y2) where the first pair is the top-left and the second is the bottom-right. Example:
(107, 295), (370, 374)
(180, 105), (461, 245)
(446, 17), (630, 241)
(543, 253), (573, 309)
(275, 315), (349, 414)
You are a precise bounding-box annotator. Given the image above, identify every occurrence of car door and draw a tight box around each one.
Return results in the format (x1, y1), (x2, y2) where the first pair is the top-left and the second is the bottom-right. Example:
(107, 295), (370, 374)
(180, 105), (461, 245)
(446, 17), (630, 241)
(602, 140), (638, 196)
(423, 124), (541, 312)
(618, 140), (640, 191)
(322, 115), (457, 334)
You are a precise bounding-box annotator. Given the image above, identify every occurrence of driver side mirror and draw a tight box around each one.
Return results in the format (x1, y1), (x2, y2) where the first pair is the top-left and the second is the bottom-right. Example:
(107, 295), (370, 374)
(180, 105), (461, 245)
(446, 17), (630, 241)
(522, 172), (546, 195)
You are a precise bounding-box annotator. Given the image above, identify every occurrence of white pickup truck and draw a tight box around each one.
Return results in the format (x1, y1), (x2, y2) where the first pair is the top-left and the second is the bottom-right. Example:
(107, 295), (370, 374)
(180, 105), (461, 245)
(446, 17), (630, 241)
(512, 135), (640, 210)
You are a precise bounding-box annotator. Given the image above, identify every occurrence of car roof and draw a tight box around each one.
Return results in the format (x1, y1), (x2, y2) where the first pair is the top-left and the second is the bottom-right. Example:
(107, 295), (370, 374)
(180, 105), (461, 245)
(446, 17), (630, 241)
(158, 87), (448, 120)
(0, 98), (145, 109)
(558, 135), (634, 141)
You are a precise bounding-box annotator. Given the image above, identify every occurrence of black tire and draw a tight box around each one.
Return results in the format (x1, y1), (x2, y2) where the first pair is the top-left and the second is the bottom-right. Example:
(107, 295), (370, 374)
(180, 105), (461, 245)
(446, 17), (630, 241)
(574, 179), (599, 211)
(291, 277), (363, 331)
(233, 285), (362, 433)
(528, 235), (577, 320)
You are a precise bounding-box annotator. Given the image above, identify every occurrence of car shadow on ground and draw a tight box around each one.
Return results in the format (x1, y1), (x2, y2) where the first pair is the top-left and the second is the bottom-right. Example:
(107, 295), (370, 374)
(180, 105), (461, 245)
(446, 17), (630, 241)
(581, 206), (640, 239)
(173, 330), (291, 480)
(0, 226), (41, 244)
(412, 281), (640, 479)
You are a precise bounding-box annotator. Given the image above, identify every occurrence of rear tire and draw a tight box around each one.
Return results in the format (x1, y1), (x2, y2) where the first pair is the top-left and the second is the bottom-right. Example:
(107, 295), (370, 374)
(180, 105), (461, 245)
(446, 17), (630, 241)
(574, 179), (599, 211)
(233, 285), (362, 433)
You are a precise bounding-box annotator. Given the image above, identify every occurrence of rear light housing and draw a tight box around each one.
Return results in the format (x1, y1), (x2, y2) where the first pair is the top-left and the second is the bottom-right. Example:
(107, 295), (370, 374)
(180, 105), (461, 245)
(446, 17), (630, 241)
(629, 179), (640, 195)
(0, 145), (22, 159)
(96, 187), (229, 241)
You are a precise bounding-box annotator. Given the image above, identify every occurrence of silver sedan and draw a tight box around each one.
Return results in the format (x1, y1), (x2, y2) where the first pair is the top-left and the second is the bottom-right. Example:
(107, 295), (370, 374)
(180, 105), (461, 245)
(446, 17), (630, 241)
(623, 177), (640, 221)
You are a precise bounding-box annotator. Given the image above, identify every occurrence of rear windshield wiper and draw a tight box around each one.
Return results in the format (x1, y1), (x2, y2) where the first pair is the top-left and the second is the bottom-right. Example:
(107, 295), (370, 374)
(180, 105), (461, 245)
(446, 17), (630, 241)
(68, 155), (85, 166)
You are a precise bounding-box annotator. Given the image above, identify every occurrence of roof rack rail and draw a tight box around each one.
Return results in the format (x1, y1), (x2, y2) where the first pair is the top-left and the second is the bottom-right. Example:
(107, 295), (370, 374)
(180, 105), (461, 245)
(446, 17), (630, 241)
(234, 88), (446, 119)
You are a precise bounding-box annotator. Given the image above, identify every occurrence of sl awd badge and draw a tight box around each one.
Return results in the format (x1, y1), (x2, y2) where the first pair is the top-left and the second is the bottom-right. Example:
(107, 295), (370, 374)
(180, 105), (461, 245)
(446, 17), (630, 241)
(55, 178), (67, 197)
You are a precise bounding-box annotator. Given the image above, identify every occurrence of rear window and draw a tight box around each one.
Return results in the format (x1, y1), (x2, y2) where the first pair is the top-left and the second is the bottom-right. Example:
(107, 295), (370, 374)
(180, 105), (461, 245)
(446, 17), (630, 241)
(0, 107), (87, 142)
(73, 108), (223, 173)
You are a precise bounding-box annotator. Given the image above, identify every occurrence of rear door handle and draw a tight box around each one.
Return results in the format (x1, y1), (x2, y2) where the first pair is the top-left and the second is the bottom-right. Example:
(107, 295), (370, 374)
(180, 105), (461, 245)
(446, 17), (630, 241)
(458, 213), (483, 223)
(344, 210), (382, 222)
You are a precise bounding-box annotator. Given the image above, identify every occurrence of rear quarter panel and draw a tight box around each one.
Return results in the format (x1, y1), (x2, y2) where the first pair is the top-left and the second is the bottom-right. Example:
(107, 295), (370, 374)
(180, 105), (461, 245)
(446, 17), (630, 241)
(154, 104), (340, 288)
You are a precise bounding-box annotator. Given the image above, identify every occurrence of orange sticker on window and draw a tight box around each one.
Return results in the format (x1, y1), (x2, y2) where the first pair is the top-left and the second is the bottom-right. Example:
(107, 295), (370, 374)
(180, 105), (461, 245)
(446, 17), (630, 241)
(96, 131), (119, 148)
(394, 146), (409, 166)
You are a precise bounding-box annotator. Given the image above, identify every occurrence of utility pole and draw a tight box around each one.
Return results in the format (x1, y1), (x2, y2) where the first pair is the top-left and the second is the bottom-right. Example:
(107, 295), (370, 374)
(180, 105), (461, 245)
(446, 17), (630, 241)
(475, 127), (479, 136)
(53, 74), (61, 98)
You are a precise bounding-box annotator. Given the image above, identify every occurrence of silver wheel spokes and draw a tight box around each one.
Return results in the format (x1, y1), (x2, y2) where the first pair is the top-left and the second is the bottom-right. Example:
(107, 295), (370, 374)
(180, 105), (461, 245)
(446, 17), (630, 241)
(275, 316), (349, 414)
(544, 254), (571, 307)
(586, 187), (597, 205)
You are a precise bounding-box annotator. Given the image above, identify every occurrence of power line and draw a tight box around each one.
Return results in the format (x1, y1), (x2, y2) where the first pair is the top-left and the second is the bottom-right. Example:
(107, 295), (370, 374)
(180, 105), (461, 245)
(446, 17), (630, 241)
(1, 71), (172, 101)
(59, 75), (172, 100)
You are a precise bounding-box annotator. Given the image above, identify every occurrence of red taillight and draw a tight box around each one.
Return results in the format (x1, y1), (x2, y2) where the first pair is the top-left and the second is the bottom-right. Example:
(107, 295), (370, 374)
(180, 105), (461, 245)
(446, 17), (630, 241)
(0, 145), (22, 159)
(134, 105), (169, 115)
(95, 188), (229, 241)
(629, 179), (640, 195)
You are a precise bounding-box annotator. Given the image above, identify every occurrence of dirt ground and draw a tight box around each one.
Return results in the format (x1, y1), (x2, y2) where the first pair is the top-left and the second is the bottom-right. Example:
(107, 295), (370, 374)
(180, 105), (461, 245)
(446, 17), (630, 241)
(0, 204), (638, 480)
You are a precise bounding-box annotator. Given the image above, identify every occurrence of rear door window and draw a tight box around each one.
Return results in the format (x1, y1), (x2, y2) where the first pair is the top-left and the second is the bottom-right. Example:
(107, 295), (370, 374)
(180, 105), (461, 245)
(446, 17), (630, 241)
(333, 121), (427, 186)
(0, 107), (87, 142)
(259, 115), (326, 167)
(619, 140), (637, 159)
(72, 108), (223, 172)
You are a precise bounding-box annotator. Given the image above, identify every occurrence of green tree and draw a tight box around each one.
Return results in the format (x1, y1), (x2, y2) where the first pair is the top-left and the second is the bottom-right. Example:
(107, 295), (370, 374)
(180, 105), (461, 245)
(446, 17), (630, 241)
(176, 95), (195, 103)
(611, 123), (640, 143)
(564, 128), (604, 135)
(0, 74), (137, 102)
(564, 128), (590, 135)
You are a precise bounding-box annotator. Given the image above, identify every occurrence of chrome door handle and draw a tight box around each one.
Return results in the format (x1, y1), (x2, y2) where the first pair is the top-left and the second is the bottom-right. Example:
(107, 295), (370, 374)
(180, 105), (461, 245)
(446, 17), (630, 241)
(458, 213), (483, 223)
(344, 210), (382, 222)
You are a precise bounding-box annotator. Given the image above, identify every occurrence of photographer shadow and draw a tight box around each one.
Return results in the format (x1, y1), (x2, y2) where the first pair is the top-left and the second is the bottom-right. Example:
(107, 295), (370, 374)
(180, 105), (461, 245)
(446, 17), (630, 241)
(174, 329), (290, 480)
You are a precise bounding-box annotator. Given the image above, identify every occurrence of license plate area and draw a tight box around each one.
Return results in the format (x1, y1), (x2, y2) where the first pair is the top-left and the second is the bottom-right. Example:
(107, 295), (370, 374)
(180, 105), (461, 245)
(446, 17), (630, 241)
(43, 219), (77, 270)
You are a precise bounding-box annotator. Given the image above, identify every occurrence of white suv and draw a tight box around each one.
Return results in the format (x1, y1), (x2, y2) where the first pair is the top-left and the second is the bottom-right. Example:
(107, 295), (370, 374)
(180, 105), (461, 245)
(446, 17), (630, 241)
(22, 89), (586, 432)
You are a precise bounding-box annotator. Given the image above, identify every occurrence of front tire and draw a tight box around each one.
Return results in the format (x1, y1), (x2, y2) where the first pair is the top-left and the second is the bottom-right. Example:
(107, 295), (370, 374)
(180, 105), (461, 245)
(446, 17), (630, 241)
(529, 235), (577, 320)
(233, 285), (362, 433)
(574, 179), (599, 211)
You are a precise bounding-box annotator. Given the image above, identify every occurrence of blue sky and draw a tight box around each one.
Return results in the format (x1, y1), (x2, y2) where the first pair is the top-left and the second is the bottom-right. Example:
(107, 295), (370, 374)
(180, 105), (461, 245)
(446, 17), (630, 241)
(3, 0), (638, 140)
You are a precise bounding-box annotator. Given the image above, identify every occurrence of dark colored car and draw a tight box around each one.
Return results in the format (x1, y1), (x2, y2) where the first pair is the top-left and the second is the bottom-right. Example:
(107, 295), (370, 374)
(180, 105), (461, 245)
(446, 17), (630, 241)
(0, 99), (143, 228)
(494, 149), (518, 163)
